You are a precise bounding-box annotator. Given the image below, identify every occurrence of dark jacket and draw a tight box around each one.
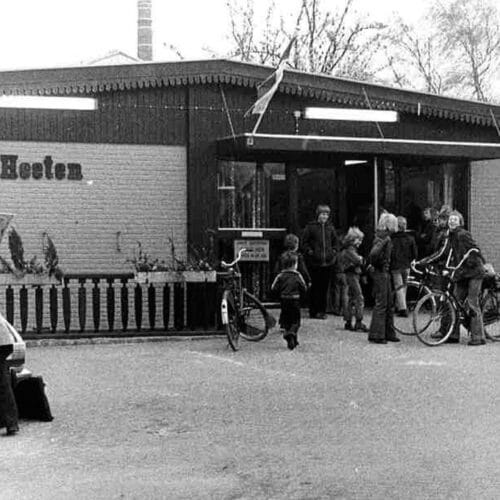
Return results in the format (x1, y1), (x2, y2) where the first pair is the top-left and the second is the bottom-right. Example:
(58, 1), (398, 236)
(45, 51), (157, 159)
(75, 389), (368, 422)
(271, 269), (308, 300)
(273, 252), (311, 286)
(338, 243), (364, 274)
(301, 221), (339, 268)
(448, 228), (485, 281)
(368, 230), (393, 273)
(390, 231), (417, 271)
(417, 219), (436, 257)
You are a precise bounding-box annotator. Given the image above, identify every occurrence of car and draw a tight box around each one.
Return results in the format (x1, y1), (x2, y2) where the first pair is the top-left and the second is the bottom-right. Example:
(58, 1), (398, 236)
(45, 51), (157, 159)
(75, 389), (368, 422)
(2, 314), (31, 382)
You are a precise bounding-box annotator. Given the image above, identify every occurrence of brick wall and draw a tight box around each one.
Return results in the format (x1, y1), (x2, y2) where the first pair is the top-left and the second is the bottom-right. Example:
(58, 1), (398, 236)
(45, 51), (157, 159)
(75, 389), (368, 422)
(470, 159), (500, 272)
(0, 141), (187, 273)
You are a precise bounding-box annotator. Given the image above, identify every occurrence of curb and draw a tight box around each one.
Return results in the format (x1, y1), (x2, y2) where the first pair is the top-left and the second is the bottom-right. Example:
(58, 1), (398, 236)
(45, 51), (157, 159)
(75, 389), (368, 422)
(26, 334), (225, 348)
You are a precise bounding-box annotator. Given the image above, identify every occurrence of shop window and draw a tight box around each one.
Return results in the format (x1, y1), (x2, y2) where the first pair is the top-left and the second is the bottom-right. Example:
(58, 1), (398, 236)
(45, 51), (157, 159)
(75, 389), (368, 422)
(217, 161), (285, 228)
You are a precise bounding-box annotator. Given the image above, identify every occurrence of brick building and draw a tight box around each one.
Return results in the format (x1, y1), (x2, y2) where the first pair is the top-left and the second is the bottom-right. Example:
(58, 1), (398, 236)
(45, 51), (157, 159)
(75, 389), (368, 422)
(0, 59), (498, 284)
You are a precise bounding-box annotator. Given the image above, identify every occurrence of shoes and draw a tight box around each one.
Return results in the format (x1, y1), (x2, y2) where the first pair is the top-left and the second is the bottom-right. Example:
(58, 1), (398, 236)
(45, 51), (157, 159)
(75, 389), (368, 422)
(6, 425), (19, 436)
(284, 332), (297, 350)
(468, 338), (486, 346)
(386, 337), (401, 342)
(369, 338), (387, 344)
(344, 322), (354, 331)
(397, 309), (408, 318)
(354, 322), (369, 332)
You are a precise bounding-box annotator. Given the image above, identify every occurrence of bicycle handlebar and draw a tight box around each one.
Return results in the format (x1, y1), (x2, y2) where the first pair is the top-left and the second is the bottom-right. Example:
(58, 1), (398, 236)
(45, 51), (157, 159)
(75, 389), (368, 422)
(221, 248), (246, 269)
(411, 248), (481, 278)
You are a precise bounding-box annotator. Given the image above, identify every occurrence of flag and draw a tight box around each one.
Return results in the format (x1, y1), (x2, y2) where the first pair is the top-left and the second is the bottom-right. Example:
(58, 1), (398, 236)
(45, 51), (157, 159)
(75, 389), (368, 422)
(244, 37), (295, 118)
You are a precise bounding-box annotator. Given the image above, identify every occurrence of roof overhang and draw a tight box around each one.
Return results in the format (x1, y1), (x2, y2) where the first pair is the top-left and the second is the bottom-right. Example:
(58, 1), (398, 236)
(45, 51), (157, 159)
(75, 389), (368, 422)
(217, 133), (500, 162)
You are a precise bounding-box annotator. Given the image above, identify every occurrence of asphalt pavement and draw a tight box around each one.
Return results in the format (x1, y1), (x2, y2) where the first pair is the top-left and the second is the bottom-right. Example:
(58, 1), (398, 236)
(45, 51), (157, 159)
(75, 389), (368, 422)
(3, 312), (500, 500)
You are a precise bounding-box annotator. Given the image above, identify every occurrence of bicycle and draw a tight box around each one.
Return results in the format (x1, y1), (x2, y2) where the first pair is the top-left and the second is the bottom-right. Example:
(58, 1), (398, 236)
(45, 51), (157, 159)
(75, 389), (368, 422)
(392, 261), (440, 336)
(219, 248), (276, 351)
(412, 250), (500, 346)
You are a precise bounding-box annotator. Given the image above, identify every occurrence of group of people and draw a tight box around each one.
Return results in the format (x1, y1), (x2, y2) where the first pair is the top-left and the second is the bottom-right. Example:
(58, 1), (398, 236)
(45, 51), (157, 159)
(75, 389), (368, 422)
(272, 202), (488, 349)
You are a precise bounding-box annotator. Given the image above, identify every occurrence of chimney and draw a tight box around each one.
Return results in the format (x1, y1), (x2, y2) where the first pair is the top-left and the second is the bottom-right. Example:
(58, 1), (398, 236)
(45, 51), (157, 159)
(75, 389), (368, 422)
(137, 0), (153, 61)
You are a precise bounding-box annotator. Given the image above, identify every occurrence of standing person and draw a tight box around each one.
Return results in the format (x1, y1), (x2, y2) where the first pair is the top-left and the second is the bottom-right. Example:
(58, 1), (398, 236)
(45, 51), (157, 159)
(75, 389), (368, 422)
(301, 204), (339, 319)
(417, 207), (437, 258)
(419, 210), (487, 345)
(430, 205), (451, 253)
(391, 216), (418, 317)
(338, 227), (368, 332)
(0, 339), (19, 436)
(271, 251), (308, 350)
(367, 212), (400, 344)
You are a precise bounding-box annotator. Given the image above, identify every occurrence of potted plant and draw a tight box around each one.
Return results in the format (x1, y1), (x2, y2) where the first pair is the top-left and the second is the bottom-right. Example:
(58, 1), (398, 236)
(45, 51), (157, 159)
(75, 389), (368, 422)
(0, 229), (64, 286)
(128, 238), (216, 284)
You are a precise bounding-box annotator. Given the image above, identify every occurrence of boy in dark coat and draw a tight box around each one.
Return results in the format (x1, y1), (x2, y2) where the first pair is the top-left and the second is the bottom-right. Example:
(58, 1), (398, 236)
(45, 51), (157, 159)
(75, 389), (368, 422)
(271, 252), (308, 350)
(301, 204), (339, 319)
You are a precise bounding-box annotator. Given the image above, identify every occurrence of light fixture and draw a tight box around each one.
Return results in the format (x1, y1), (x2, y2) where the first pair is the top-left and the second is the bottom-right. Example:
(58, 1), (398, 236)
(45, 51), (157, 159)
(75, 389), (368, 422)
(0, 95), (97, 110)
(345, 160), (368, 165)
(304, 107), (398, 122)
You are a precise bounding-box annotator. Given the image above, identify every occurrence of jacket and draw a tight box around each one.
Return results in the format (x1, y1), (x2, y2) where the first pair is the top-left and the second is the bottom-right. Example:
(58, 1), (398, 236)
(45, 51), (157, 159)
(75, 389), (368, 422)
(273, 251), (311, 286)
(301, 221), (339, 268)
(368, 230), (393, 272)
(338, 244), (364, 274)
(448, 228), (485, 281)
(271, 269), (308, 300)
(390, 231), (417, 271)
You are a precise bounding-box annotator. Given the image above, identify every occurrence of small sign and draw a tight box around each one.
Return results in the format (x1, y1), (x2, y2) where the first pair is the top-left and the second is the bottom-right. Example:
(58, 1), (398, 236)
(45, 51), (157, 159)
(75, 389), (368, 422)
(241, 230), (263, 238)
(234, 239), (270, 262)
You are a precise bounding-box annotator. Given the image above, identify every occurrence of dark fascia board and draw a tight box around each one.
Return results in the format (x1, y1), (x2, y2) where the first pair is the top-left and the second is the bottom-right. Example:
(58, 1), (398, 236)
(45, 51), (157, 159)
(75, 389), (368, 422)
(217, 133), (500, 161)
(0, 59), (498, 127)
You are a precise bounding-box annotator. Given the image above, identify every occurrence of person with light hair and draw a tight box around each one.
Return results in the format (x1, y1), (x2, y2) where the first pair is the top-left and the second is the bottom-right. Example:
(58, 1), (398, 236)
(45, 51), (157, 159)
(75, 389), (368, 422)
(338, 226), (368, 332)
(367, 212), (400, 344)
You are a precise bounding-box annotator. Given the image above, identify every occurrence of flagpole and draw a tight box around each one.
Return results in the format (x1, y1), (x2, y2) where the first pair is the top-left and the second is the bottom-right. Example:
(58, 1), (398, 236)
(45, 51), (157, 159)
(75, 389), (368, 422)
(251, 110), (266, 135)
(374, 157), (379, 230)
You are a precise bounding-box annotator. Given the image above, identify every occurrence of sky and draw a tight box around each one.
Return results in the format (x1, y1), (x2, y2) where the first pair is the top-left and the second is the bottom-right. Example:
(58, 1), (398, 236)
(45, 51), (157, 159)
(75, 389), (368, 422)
(0, 0), (429, 71)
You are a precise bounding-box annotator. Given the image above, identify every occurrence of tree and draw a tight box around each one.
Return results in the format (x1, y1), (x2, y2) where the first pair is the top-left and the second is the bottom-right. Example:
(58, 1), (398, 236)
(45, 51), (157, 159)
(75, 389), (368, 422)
(430, 0), (500, 102)
(381, 20), (454, 95)
(223, 0), (386, 80)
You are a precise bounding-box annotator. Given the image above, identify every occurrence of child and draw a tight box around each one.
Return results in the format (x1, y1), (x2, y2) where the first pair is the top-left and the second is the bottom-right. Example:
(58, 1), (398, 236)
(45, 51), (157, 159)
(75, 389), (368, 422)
(271, 251), (308, 350)
(338, 227), (368, 332)
(274, 233), (311, 287)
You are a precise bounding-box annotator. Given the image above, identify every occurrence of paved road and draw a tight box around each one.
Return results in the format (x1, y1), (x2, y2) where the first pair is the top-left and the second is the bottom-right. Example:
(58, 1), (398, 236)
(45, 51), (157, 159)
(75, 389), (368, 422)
(4, 314), (500, 499)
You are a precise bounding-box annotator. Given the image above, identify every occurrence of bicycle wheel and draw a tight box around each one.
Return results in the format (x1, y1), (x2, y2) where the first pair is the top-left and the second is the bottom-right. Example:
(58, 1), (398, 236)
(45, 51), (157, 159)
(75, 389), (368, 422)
(393, 280), (432, 336)
(239, 290), (271, 342)
(414, 291), (456, 346)
(481, 289), (500, 341)
(221, 290), (240, 351)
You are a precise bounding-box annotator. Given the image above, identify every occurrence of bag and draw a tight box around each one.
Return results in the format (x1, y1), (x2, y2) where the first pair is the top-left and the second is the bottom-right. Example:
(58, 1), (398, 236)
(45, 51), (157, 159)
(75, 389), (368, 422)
(14, 375), (54, 422)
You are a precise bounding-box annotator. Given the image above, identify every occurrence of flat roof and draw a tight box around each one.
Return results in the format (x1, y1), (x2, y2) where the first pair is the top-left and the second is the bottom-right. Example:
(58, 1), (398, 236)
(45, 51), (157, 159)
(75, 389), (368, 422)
(217, 133), (500, 161)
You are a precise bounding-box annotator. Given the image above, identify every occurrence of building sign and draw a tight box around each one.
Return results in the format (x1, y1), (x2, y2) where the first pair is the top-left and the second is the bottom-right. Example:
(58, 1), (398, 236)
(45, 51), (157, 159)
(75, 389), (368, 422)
(0, 154), (83, 180)
(234, 239), (270, 262)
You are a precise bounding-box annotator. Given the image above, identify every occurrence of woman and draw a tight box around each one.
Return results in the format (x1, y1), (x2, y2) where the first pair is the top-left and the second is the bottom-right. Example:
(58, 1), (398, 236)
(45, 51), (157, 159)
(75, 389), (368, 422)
(368, 212), (400, 344)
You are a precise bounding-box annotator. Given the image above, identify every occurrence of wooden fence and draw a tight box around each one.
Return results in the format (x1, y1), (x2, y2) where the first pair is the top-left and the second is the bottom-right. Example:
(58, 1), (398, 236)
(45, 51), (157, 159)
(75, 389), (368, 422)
(0, 273), (222, 339)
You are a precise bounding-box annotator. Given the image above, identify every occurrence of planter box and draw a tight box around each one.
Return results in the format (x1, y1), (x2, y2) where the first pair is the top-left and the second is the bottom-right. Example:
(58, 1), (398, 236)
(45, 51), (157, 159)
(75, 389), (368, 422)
(0, 274), (61, 286)
(135, 271), (217, 284)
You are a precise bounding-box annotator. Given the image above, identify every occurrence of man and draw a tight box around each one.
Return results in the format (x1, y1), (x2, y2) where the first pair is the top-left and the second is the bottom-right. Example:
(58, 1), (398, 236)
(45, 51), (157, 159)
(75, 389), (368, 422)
(301, 204), (339, 319)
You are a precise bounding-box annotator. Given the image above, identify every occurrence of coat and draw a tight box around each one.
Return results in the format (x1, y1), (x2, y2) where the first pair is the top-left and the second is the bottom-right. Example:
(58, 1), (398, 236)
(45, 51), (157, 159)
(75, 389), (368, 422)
(368, 230), (393, 273)
(273, 251), (311, 286)
(390, 231), (417, 271)
(301, 221), (339, 268)
(448, 228), (485, 281)
(338, 244), (364, 274)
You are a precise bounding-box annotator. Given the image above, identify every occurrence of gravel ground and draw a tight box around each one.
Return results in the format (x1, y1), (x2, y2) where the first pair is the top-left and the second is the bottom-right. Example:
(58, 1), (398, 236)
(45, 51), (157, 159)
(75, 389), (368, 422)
(3, 313), (500, 499)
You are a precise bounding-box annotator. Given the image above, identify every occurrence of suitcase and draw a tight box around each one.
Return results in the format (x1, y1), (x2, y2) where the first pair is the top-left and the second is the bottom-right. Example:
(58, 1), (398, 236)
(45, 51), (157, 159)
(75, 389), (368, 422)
(14, 375), (54, 422)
